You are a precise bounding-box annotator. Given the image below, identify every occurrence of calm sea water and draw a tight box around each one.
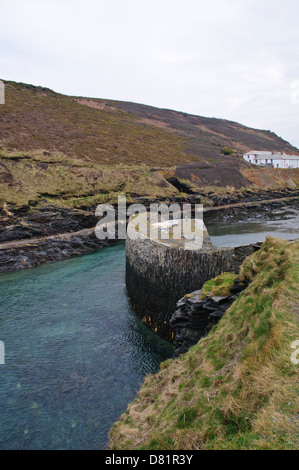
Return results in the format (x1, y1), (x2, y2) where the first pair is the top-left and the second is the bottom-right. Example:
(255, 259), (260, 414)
(207, 208), (299, 247)
(0, 242), (173, 450)
(0, 208), (298, 450)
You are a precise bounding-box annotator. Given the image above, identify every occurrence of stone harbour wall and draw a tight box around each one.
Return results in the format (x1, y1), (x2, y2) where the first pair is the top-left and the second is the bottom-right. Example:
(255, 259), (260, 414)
(125, 234), (257, 341)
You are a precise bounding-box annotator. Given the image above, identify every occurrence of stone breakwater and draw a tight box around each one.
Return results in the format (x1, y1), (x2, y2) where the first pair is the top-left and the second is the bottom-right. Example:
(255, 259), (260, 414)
(125, 220), (261, 342)
(170, 277), (248, 358)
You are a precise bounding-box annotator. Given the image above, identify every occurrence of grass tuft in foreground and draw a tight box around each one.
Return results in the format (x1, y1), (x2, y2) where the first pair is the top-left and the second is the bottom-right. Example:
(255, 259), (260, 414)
(199, 272), (239, 299)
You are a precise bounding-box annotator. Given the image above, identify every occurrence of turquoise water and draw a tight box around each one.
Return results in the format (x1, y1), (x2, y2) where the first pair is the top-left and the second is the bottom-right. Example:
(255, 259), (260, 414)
(0, 242), (174, 450)
(1, 209), (298, 450)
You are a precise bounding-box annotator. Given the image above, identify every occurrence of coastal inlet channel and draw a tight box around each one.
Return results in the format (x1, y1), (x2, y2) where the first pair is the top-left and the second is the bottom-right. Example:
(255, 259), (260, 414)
(0, 206), (298, 449)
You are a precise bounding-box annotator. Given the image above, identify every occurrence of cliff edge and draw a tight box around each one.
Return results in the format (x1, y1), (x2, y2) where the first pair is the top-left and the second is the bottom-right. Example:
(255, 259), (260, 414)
(109, 237), (299, 450)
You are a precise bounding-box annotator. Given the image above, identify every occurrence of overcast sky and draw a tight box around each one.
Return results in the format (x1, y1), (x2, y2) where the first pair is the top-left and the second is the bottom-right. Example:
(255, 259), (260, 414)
(1, 0), (299, 148)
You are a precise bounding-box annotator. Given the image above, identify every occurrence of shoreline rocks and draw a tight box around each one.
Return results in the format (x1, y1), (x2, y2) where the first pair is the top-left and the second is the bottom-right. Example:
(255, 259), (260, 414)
(0, 204), (97, 243)
(0, 232), (114, 273)
(170, 277), (248, 358)
(203, 196), (299, 225)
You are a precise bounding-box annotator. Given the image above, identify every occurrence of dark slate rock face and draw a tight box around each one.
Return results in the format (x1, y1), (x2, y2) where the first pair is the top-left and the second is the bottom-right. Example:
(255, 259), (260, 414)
(0, 233), (112, 273)
(170, 277), (248, 358)
(0, 204), (97, 243)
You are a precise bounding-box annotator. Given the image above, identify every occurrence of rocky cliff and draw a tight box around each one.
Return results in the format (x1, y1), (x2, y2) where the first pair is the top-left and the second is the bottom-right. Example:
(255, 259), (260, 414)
(170, 275), (249, 357)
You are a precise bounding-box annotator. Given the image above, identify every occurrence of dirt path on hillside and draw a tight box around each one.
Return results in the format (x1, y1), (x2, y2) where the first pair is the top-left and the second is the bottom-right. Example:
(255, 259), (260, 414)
(202, 195), (298, 212)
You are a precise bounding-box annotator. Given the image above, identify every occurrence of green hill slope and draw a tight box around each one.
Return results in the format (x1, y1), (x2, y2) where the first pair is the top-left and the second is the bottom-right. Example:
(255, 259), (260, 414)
(1, 80), (299, 210)
(109, 237), (299, 450)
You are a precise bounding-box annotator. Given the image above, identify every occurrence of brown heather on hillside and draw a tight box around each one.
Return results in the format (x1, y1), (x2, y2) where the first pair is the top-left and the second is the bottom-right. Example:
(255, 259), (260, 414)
(1, 80), (299, 209)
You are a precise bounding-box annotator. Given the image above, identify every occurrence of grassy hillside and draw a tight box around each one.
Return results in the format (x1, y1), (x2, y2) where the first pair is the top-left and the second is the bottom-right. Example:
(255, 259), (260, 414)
(1, 80), (299, 210)
(0, 148), (177, 209)
(109, 237), (299, 450)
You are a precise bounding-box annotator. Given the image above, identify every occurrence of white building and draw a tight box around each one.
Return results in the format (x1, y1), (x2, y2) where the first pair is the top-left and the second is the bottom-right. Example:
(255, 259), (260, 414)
(243, 151), (299, 169)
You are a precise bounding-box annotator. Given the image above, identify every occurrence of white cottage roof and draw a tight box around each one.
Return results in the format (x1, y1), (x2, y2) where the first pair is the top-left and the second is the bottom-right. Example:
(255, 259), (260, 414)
(244, 151), (299, 160)
(279, 154), (299, 160)
(245, 151), (272, 156)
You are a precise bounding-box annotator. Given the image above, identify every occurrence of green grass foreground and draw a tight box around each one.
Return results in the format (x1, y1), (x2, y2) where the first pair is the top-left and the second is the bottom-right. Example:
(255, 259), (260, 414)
(109, 237), (299, 450)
